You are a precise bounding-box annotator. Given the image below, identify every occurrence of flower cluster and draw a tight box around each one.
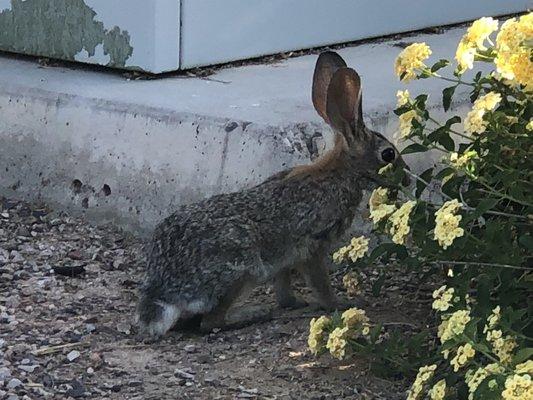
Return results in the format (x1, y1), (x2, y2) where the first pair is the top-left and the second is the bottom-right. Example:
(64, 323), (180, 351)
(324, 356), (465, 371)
(396, 89), (411, 107)
(449, 150), (478, 170)
(308, 308), (372, 360)
(495, 14), (533, 90)
(464, 91), (502, 134)
(407, 364), (437, 400)
(342, 272), (360, 296)
(438, 309), (471, 343)
(428, 379), (446, 400)
(395, 43), (432, 82)
(308, 316), (331, 355)
(432, 285), (455, 311)
(326, 326), (350, 359)
(389, 201), (416, 245)
(450, 343), (476, 372)
(332, 236), (369, 264)
(455, 17), (498, 72)
(487, 329), (517, 365)
(502, 374), (533, 400)
(434, 199), (464, 249)
(399, 110), (421, 139)
(465, 363), (505, 399)
(369, 187), (396, 224)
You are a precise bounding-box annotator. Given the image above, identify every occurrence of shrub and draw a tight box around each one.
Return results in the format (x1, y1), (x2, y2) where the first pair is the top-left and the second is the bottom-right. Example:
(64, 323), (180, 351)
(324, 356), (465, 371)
(310, 14), (532, 400)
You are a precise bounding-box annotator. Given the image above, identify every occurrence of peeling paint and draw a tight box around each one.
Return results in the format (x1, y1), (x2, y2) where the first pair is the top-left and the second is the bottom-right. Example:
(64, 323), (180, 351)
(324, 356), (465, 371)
(0, 0), (133, 67)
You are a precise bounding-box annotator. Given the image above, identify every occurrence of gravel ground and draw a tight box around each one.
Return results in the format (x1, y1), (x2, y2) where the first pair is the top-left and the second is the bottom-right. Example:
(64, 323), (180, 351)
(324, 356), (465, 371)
(0, 196), (433, 400)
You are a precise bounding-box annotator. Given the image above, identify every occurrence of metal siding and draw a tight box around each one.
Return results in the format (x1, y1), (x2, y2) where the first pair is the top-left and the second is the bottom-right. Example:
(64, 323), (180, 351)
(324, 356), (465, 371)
(180, 0), (529, 69)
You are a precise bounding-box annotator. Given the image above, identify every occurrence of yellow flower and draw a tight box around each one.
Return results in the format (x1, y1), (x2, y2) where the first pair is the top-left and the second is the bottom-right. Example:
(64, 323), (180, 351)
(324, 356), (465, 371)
(429, 379), (446, 400)
(483, 306), (501, 333)
(395, 43), (432, 82)
(378, 163), (393, 175)
(369, 187), (397, 224)
(396, 89), (411, 107)
(516, 360), (533, 375)
(434, 199), (464, 249)
(490, 334), (517, 365)
(495, 13), (533, 90)
(450, 343), (476, 372)
(527, 120), (533, 131)
(432, 285), (455, 311)
(407, 364), (437, 400)
(438, 309), (471, 343)
(399, 110), (421, 139)
(389, 201), (416, 245)
(332, 236), (369, 264)
(464, 92), (502, 134)
(502, 374), (533, 400)
(455, 17), (498, 72)
(326, 326), (350, 359)
(341, 307), (369, 329)
(348, 236), (370, 262)
(456, 40), (476, 71)
(342, 272), (360, 296)
(449, 151), (478, 170)
(308, 316), (331, 354)
(465, 363), (505, 399)
(466, 17), (499, 49)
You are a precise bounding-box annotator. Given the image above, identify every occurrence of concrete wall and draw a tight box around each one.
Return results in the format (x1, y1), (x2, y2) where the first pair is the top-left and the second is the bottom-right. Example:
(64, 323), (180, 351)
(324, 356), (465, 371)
(0, 25), (489, 235)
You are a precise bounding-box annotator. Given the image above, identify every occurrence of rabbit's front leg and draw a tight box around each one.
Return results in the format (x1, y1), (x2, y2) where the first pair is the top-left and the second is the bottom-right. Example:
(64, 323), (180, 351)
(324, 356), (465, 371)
(273, 269), (308, 309)
(299, 256), (338, 311)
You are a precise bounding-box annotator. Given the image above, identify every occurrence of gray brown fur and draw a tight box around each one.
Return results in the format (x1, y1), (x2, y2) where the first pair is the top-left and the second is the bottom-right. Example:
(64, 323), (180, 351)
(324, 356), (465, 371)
(137, 51), (408, 338)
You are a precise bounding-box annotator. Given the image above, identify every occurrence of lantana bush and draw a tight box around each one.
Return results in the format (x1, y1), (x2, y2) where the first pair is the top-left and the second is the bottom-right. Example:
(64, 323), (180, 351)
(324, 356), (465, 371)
(310, 14), (532, 400)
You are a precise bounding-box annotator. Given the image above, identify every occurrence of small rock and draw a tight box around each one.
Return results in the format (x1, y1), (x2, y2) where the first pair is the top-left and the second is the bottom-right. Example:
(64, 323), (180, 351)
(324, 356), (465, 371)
(183, 344), (196, 353)
(18, 365), (38, 373)
(6, 378), (22, 389)
(0, 367), (11, 379)
(86, 367), (94, 375)
(174, 368), (195, 380)
(116, 322), (131, 335)
(66, 350), (80, 362)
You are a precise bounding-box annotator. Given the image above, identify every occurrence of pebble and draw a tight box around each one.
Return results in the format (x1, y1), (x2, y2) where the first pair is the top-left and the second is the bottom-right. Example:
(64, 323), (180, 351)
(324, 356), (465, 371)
(67, 350), (80, 362)
(6, 378), (22, 389)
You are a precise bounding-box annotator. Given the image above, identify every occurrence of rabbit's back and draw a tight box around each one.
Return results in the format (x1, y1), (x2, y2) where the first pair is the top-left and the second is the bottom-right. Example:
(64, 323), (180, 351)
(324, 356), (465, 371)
(146, 169), (364, 291)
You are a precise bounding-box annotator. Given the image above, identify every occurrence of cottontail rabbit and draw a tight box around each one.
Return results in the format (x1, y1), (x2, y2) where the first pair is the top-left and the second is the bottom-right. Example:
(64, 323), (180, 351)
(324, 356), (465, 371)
(137, 51), (409, 338)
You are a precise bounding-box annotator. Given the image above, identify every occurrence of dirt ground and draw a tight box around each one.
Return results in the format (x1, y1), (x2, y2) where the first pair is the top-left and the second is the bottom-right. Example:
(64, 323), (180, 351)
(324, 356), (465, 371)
(0, 197), (434, 400)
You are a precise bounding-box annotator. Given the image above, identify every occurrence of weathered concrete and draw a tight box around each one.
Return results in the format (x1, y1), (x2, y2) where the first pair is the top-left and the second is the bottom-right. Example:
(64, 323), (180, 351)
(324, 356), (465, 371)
(0, 26), (486, 234)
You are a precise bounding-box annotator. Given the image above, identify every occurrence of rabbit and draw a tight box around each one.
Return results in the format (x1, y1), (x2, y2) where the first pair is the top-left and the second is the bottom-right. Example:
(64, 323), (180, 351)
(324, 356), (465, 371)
(136, 51), (410, 339)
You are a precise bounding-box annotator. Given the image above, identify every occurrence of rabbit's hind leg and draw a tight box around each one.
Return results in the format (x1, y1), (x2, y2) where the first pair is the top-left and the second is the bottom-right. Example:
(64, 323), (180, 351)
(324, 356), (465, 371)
(200, 277), (255, 333)
(273, 269), (308, 309)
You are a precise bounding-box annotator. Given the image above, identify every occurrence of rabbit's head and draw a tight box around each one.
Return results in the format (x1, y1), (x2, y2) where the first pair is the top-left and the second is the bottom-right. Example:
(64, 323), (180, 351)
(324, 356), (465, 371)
(312, 51), (410, 186)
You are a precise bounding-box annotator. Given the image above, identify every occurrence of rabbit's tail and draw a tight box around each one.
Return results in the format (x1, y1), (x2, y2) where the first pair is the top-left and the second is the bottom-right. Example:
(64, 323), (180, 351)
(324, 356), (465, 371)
(136, 291), (182, 338)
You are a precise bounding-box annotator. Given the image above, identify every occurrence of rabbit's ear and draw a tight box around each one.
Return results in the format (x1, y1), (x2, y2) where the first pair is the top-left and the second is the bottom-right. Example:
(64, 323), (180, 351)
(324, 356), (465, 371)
(325, 67), (364, 138)
(312, 51), (347, 123)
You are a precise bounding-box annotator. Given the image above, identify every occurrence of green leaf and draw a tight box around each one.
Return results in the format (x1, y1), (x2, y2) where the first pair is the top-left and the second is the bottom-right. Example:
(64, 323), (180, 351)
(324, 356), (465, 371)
(372, 272), (387, 296)
(438, 132), (455, 151)
(466, 198), (500, 221)
(416, 168), (434, 197)
(445, 115), (461, 127)
(442, 86), (456, 111)
(431, 59), (450, 72)
(519, 234), (533, 251)
(401, 143), (428, 155)
(513, 348), (533, 365)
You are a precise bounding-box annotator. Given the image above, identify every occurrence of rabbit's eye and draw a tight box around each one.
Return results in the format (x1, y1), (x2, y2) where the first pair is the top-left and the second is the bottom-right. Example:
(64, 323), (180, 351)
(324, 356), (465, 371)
(381, 148), (396, 163)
